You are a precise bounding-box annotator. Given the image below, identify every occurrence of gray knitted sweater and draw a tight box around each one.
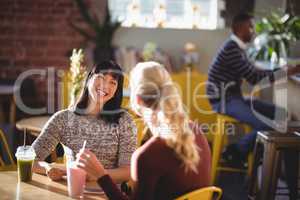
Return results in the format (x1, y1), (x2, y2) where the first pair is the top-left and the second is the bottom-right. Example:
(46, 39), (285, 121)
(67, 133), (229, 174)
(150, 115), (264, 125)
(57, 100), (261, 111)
(32, 109), (137, 169)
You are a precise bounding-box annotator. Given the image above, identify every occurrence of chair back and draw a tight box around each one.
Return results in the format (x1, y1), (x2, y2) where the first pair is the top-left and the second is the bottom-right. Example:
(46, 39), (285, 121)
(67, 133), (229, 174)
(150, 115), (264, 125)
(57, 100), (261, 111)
(175, 186), (222, 200)
(126, 109), (148, 147)
(171, 71), (216, 142)
(60, 70), (71, 109)
(0, 128), (16, 171)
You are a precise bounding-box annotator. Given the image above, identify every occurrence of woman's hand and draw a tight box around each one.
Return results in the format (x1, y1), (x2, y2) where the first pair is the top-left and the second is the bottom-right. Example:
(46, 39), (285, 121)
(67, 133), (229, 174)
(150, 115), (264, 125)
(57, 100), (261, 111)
(86, 173), (97, 181)
(46, 167), (65, 181)
(77, 149), (107, 180)
(36, 161), (65, 181)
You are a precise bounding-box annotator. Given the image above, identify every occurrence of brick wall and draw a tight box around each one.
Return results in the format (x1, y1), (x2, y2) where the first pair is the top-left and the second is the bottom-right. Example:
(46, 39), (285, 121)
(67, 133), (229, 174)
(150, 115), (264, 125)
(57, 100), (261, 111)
(0, 0), (88, 68)
(0, 0), (96, 111)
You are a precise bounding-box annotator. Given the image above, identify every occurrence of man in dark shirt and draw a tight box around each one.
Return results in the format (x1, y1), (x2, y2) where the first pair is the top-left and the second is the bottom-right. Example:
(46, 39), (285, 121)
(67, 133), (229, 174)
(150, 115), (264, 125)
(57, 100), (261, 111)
(207, 13), (300, 199)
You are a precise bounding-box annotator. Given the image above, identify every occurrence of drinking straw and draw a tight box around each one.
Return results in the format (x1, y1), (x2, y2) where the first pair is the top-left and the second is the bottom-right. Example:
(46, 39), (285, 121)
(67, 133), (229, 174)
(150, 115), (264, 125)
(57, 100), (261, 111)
(23, 129), (26, 147)
(82, 140), (87, 151)
(76, 140), (87, 163)
(294, 131), (300, 137)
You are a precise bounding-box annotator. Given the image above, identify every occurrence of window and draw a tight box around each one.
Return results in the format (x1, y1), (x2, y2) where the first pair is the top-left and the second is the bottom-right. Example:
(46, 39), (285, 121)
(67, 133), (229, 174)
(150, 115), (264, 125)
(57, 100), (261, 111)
(109, 0), (225, 30)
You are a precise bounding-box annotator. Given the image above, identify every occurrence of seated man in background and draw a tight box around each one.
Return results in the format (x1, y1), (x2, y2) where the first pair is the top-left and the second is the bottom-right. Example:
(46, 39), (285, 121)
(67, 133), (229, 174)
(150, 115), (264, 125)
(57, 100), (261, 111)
(206, 13), (300, 199)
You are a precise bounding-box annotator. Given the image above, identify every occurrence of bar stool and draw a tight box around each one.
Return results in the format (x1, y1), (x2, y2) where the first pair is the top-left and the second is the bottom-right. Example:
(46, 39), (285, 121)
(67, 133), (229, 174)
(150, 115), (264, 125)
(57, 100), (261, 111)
(248, 131), (300, 200)
(211, 114), (254, 185)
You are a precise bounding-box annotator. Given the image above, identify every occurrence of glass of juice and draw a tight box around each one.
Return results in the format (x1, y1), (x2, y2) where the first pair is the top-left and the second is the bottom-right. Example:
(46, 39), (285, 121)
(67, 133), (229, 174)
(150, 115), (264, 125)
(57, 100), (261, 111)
(15, 146), (36, 182)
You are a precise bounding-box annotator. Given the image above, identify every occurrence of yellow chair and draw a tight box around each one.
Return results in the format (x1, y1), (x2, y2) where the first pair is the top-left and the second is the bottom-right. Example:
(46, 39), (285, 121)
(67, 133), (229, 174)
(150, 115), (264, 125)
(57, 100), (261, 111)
(175, 186), (222, 200)
(211, 114), (254, 185)
(0, 128), (17, 171)
(127, 110), (148, 147)
(171, 70), (216, 142)
(121, 87), (149, 147)
(61, 70), (71, 109)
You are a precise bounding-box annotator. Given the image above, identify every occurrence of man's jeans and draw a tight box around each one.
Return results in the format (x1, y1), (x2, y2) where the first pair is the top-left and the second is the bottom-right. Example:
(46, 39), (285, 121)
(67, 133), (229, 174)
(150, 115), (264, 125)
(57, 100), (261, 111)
(211, 97), (278, 155)
(211, 97), (298, 199)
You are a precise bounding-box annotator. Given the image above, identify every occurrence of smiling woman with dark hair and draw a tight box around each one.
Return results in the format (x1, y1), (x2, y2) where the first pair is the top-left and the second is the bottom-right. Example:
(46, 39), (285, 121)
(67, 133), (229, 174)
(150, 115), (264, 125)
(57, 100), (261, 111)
(32, 61), (137, 183)
(74, 60), (125, 122)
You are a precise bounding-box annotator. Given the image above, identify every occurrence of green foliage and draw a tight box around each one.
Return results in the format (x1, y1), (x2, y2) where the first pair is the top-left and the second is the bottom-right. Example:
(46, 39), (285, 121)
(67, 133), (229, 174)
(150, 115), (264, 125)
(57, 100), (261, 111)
(69, 49), (87, 104)
(142, 42), (157, 61)
(71, 0), (121, 47)
(248, 13), (300, 64)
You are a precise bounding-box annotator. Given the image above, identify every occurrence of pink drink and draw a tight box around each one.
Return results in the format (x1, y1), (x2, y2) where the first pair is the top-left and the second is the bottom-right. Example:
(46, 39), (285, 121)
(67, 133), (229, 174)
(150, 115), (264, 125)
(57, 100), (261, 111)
(67, 162), (86, 198)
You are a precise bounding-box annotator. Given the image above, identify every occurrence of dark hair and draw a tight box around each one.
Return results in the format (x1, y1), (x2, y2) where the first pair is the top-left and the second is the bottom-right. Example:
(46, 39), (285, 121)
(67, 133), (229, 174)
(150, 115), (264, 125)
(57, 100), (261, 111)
(231, 13), (254, 32)
(73, 60), (124, 124)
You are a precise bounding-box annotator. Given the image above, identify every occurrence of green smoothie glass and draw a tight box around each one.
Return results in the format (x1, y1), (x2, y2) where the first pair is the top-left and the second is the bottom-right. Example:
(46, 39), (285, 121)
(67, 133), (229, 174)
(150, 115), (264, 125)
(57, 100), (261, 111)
(15, 146), (36, 182)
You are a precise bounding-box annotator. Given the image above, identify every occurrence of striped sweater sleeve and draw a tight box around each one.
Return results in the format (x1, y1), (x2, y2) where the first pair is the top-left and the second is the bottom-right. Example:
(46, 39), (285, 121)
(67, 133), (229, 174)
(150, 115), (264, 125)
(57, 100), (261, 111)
(232, 50), (276, 85)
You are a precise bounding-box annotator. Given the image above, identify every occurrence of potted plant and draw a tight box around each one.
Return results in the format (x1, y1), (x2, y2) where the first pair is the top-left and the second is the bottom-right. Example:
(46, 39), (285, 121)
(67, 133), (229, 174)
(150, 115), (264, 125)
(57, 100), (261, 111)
(70, 0), (121, 64)
(248, 12), (300, 68)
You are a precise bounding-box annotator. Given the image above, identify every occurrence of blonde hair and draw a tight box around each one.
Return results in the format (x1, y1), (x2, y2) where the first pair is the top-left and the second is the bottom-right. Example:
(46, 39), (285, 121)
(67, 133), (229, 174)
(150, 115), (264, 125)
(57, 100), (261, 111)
(130, 61), (200, 172)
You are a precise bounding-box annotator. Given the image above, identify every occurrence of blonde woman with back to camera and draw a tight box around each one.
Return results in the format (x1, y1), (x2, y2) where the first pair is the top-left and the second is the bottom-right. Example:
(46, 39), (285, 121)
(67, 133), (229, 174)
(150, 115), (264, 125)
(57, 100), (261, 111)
(77, 61), (212, 200)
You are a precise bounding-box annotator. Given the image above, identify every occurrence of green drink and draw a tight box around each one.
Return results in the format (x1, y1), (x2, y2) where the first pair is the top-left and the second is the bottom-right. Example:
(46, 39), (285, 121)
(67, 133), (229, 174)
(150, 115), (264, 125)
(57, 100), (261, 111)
(15, 146), (36, 182)
(17, 159), (34, 182)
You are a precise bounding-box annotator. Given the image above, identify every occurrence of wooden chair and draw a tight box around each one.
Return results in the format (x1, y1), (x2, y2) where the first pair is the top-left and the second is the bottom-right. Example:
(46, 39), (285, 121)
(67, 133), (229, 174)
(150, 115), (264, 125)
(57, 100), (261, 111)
(211, 114), (254, 185)
(0, 128), (16, 171)
(175, 186), (222, 200)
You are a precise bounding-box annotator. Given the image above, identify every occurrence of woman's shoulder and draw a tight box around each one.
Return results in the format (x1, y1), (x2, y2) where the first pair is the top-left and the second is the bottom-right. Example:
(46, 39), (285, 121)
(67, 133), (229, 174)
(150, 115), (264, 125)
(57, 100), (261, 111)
(48, 109), (75, 122)
(52, 109), (73, 117)
(118, 109), (135, 123)
(131, 137), (174, 172)
(133, 137), (166, 159)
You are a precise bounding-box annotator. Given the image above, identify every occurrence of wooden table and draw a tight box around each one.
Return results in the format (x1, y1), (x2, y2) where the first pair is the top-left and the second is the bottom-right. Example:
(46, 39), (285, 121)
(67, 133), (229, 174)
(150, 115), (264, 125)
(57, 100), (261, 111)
(0, 171), (107, 200)
(248, 131), (300, 200)
(16, 116), (56, 160)
(16, 116), (50, 137)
